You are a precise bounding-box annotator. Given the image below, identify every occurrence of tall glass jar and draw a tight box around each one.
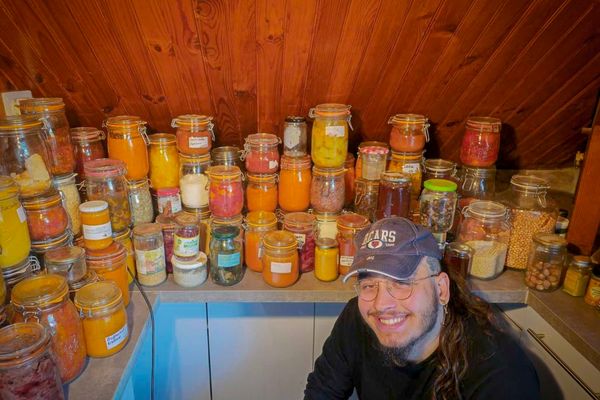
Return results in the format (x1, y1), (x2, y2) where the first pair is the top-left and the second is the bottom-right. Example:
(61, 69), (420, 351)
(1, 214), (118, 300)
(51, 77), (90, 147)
(105, 116), (149, 181)
(127, 179), (154, 226)
(359, 146), (389, 180)
(387, 114), (429, 153)
(44, 246), (87, 284)
(563, 256), (592, 297)
(11, 274), (86, 383)
(0, 177), (31, 269)
(344, 153), (356, 209)
(210, 226), (244, 286)
(355, 141), (388, 180)
(337, 213), (370, 275)
(354, 178), (379, 222)
(460, 117), (501, 167)
(245, 211), (278, 272)
(458, 166), (496, 209)
(283, 116), (307, 156)
(525, 233), (567, 292)
(314, 237), (339, 282)
(207, 165), (244, 218)
(283, 212), (316, 273)
(376, 172), (412, 220)
(148, 133), (179, 189)
(53, 173), (81, 236)
(113, 228), (136, 283)
(311, 166), (345, 213)
(262, 230), (299, 288)
(423, 159), (457, 182)
(172, 114), (214, 155)
(0, 115), (52, 198)
(246, 173), (277, 212)
(86, 242), (130, 306)
(419, 179), (458, 243)
(84, 158), (132, 233)
(314, 211), (340, 240)
(211, 146), (244, 172)
(19, 98), (75, 176)
(133, 223), (167, 287)
(70, 127), (106, 183)
(179, 153), (211, 210)
(310, 103), (352, 168)
(243, 133), (280, 174)
(387, 150), (423, 212)
(22, 190), (69, 242)
(279, 155), (311, 212)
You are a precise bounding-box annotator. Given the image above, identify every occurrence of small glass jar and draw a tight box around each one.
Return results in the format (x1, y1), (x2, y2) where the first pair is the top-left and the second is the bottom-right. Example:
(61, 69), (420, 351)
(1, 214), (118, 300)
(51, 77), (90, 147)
(311, 166), (345, 213)
(180, 207), (211, 257)
(127, 179), (154, 226)
(155, 213), (176, 273)
(86, 242), (130, 306)
(179, 153), (211, 209)
(45, 246), (87, 283)
(387, 114), (429, 153)
(11, 274), (87, 383)
(172, 253), (208, 288)
(337, 213), (370, 275)
(0, 322), (64, 399)
(314, 211), (340, 240)
(355, 141), (388, 180)
(0, 176), (31, 269)
(2, 258), (35, 300)
(344, 153), (356, 209)
(207, 165), (244, 217)
(310, 103), (352, 168)
(387, 150), (424, 211)
(525, 233), (567, 292)
(79, 200), (113, 250)
(563, 256), (592, 297)
(30, 232), (72, 269)
(149, 133), (180, 189)
(154, 187), (182, 215)
(133, 223), (167, 287)
(246, 173), (278, 212)
(262, 230), (299, 288)
(210, 226), (244, 286)
(173, 214), (200, 259)
(105, 116), (149, 181)
(354, 178), (379, 222)
(423, 159), (457, 182)
(584, 265), (600, 307)
(68, 270), (100, 301)
(244, 211), (278, 272)
(419, 179), (458, 242)
(359, 146), (389, 180)
(278, 155), (311, 212)
(376, 172), (411, 220)
(113, 228), (136, 283)
(443, 242), (473, 280)
(53, 173), (81, 236)
(243, 133), (280, 174)
(172, 114), (214, 155)
(460, 117), (501, 167)
(314, 237), (339, 282)
(211, 146), (244, 172)
(283, 116), (307, 156)
(22, 190), (70, 242)
(70, 127), (106, 183)
(283, 212), (316, 273)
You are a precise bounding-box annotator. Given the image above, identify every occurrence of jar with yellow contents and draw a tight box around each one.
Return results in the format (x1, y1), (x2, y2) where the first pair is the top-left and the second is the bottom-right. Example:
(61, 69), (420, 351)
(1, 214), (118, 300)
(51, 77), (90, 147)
(149, 133), (180, 189)
(314, 237), (339, 282)
(245, 211), (278, 272)
(105, 116), (149, 181)
(309, 103), (352, 168)
(246, 173), (278, 212)
(0, 176), (31, 269)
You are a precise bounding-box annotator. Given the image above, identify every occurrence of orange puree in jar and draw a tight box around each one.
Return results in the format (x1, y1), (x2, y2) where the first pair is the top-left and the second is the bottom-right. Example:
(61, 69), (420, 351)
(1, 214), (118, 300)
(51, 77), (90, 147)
(79, 200), (113, 250)
(86, 242), (130, 306)
(262, 231), (299, 288)
(244, 211), (277, 272)
(278, 155), (311, 212)
(105, 116), (149, 181)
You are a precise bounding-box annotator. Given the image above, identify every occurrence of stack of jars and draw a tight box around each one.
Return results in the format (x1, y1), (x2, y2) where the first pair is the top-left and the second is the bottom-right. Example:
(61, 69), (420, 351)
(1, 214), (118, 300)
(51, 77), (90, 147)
(170, 214), (207, 288)
(355, 141), (388, 222)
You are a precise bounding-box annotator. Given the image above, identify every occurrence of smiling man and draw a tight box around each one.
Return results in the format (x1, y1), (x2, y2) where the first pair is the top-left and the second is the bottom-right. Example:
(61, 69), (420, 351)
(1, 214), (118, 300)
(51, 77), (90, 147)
(305, 217), (540, 400)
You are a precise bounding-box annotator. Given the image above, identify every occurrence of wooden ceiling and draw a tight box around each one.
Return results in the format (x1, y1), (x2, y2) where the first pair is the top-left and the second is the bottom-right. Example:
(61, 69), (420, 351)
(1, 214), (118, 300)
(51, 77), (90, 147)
(0, 0), (598, 168)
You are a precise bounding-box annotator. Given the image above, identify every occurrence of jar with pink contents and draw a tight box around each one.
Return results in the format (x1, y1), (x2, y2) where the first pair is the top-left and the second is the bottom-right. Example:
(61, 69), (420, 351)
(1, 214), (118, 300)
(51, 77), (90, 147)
(283, 212), (316, 273)
(243, 133), (280, 174)
(207, 166), (244, 218)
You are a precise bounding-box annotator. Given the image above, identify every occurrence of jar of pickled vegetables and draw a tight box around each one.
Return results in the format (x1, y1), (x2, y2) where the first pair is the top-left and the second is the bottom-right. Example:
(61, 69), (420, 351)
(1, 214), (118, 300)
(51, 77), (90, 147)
(337, 213), (370, 275)
(419, 179), (458, 243)
(310, 103), (352, 168)
(172, 114), (214, 155)
(173, 214), (200, 260)
(354, 178), (379, 222)
(310, 166), (345, 213)
(127, 179), (154, 226)
(525, 233), (567, 292)
(155, 213), (176, 273)
(344, 153), (356, 209)
(79, 200), (112, 250)
(244, 211), (278, 272)
(30, 232), (72, 269)
(210, 226), (244, 286)
(262, 230), (299, 287)
(459, 117), (501, 167)
(387, 150), (423, 210)
(68, 270), (100, 301)
(207, 165), (244, 218)
(179, 153), (211, 210)
(74, 281), (128, 357)
(246, 173), (278, 212)
(149, 133), (179, 189)
(113, 228), (136, 283)
(208, 214), (244, 256)
(0, 176), (31, 269)
(84, 158), (132, 232)
(387, 114), (429, 153)
(53, 173), (81, 236)
(458, 166), (496, 209)
(44, 246), (87, 283)
(154, 187), (182, 215)
(20, 98), (76, 177)
(314, 237), (339, 282)
(355, 141), (388, 180)
(105, 116), (149, 181)
(133, 223), (167, 287)
(0, 115), (52, 198)
(2, 258), (35, 300)
(11, 274), (87, 383)
(22, 190), (70, 242)
(211, 146), (244, 172)
(314, 211), (340, 240)
(283, 116), (307, 156)
(70, 127), (106, 183)
(243, 133), (280, 174)
(283, 212), (316, 273)
(86, 242), (130, 306)
(376, 172), (412, 220)
(359, 146), (389, 180)
(172, 252), (208, 288)
(423, 159), (457, 183)
(278, 154), (311, 212)
(0, 322), (64, 399)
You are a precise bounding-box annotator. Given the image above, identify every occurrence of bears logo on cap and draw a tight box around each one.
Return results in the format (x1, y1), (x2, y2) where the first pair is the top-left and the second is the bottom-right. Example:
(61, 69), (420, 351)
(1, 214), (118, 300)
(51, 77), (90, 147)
(366, 239), (383, 249)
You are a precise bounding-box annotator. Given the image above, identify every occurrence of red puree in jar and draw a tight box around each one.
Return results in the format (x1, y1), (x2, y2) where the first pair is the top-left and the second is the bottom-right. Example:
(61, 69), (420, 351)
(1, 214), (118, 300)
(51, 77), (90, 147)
(244, 133), (280, 174)
(209, 180), (244, 217)
(389, 128), (426, 152)
(459, 117), (501, 167)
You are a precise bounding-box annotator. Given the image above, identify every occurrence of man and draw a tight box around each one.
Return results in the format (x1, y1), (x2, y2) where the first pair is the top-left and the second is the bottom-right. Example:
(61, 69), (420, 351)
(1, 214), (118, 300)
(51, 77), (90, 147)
(305, 217), (540, 400)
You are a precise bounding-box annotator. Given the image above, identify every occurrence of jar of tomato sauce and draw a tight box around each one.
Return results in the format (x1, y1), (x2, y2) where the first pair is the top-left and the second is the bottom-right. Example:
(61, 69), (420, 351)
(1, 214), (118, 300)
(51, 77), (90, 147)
(310, 103), (352, 168)
(337, 213), (370, 275)
(0, 176), (31, 269)
(172, 114), (214, 155)
(85, 242), (130, 306)
(148, 133), (179, 190)
(243, 133), (280, 174)
(245, 211), (277, 272)
(105, 116), (149, 181)
(207, 165), (244, 218)
(70, 127), (106, 183)
(262, 230), (299, 287)
(246, 173), (278, 212)
(459, 117), (501, 167)
(283, 212), (316, 273)
(387, 114), (429, 153)
(22, 190), (69, 242)
(278, 154), (311, 212)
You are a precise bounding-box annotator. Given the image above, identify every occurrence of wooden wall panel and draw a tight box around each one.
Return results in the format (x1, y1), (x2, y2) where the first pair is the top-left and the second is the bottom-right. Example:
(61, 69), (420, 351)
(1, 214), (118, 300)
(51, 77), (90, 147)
(0, 0), (598, 168)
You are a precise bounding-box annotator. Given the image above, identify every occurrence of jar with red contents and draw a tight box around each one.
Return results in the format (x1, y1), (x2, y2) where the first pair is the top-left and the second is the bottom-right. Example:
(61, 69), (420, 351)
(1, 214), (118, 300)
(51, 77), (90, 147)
(70, 127), (106, 183)
(459, 117), (502, 167)
(22, 190), (70, 242)
(243, 133), (280, 174)
(376, 172), (412, 220)
(283, 212), (316, 273)
(337, 213), (370, 275)
(173, 213), (200, 260)
(207, 166), (244, 218)
(387, 114), (429, 153)
(155, 212), (176, 273)
(172, 114), (214, 155)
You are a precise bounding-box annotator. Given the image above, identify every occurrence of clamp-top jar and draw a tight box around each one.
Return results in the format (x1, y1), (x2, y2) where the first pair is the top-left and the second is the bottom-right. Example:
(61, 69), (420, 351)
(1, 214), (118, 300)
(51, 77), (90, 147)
(458, 166), (496, 209)
(105, 116), (149, 181)
(21, 189), (70, 242)
(211, 146), (244, 172)
(310, 166), (345, 213)
(423, 159), (457, 182)
(283, 116), (307, 156)
(70, 127), (106, 183)
(148, 133), (179, 190)
(179, 153), (211, 210)
(283, 212), (316, 273)
(244, 133), (280, 174)
(278, 154), (312, 212)
(525, 233), (567, 292)
(459, 117), (501, 167)
(337, 213), (370, 275)
(246, 173), (278, 212)
(387, 114), (429, 153)
(262, 230), (299, 288)
(376, 172), (411, 220)
(310, 103), (352, 168)
(245, 211), (278, 272)
(0, 176), (31, 269)
(172, 114), (214, 155)
(207, 165), (244, 218)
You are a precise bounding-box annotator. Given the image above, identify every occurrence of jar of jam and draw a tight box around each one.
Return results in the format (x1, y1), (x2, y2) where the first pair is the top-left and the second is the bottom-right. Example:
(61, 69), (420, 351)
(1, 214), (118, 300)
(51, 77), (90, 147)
(207, 165), (244, 218)
(172, 252), (208, 288)
(355, 141), (388, 180)
(376, 172), (412, 220)
(344, 153), (356, 209)
(243, 133), (280, 174)
(310, 103), (352, 168)
(172, 114), (214, 155)
(246, 173), (278, 212)
(443, 242), (473, 280)
(173, 214), (200, 260)
(113, 228), (136, 282)
(53, 173), (81, 236)
(420, 179), (458, 243)
(387, 150), (423, 211)
(261, 231), (299, 287)
(155, 212), (176, 273)
(354, 178), (379, 222)
(179, 153), (211, 210)
(278, 155), (311, 212)
(105, 116), (149, 181)
(423, 159), (457, 182)
(133, 223), (167, 287)
(283, 116), (307, 156)
(154, 187), (182, 215)
(563, 256), (592, 297)
(459, 117), (501, 167)
(359, 146), (389, 180)
(314, 211), (340, 240)
(86, 242), (130, 306)
(22, 190), (69, 242)
(337, 213), (370, 275)
(210, 226), (244, 286)
(0, 176), (31, 269)
(245, 211), (278, 272)
(70, 127), (106, 183)
(387, 114), (429, 153)
(283, 212), (316, 273)
(314, 237), (339, 282)
(44, 246), (87, 284)
(458, 166), (496, 209)
(79, 200), (113, 250)
(211, 146), (244, 172)
(127, 179), (154, 226)
(30, 232), (72, 269)
(525, 233), (567, 292)
(310, 166), (345, 213)
(148, 133), (179, 190)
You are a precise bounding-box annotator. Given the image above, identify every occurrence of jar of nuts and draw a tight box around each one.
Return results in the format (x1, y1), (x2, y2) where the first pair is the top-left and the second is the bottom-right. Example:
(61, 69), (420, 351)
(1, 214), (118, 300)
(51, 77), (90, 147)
(525, 233), (567, 292)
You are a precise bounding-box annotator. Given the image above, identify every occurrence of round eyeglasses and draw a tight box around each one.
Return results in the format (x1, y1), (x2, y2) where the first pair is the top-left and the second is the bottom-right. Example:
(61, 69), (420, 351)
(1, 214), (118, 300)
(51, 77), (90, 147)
(353, 274), (439, 301)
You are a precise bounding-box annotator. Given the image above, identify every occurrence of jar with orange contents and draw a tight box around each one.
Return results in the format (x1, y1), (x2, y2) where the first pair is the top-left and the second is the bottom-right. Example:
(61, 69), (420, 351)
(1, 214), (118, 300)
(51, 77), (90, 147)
(79, 200), (113, 250)
(172, 114), (214, 155)
(105, 116), (149, 181)
(262, 231), (299, 288)
(149, 133), (180, 189)
(85, 242), (130, 307)
(387, 114), (429, 153)
(337, 213), (370, 275)
(113, 228), (136, 283)
(278, 155), (311, 212)
(244, 211), (278, 272)
(21, 189), (70, 242)
(246, 173), (278, 212)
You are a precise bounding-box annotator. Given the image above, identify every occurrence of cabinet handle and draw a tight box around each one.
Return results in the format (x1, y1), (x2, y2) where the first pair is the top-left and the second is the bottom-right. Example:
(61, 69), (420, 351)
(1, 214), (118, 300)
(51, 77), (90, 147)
(526, 329), (600, 399)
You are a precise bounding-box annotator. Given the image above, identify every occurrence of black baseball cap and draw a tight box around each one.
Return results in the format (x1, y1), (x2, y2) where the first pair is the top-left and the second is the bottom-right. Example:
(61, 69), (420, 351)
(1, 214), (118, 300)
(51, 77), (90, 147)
(343, 217), (441, 282)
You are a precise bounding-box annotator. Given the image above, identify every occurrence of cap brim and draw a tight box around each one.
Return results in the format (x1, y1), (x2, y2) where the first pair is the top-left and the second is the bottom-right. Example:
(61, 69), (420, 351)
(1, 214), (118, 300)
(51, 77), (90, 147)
(342, 254), (422, 283)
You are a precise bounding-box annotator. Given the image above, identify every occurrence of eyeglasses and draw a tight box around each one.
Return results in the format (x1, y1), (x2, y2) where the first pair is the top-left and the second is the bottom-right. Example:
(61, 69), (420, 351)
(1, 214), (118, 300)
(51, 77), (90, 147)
(353, 274), (440, 301)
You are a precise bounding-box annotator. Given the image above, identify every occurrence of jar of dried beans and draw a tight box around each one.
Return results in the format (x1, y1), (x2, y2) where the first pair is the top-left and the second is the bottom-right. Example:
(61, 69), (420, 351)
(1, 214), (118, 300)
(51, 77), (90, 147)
(127, 179), (154, 226)
(525, 233), (567, 292)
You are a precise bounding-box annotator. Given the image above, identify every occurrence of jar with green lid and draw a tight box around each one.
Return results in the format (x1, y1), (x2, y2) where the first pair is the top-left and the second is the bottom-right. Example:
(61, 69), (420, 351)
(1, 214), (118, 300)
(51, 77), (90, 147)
(262, 230), (299, 288)
(419, 179), (458, 243)
(210, 226), (243, 286)
(133, 223), (167, 287)
(128, 179), (154, 226)
(525, 233), (567, 292)
(563, 256), (592, 297)
(44, 246), (87, 283)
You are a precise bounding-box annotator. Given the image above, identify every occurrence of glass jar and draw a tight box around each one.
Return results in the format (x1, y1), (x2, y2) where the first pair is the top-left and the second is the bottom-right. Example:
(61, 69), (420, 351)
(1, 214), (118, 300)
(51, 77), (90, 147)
(105, 116), (149, 181)
(22, 190), (69, 242)
(44, 246), (87, 283)
(314, 237), (339, 282)
(2, 258), (35, 300)
(210, 226), (244, 286)
(155, 213), (176, 273)
(53, 173), (81, 236)
(79, 200), (113, 250)
(245, 211), (277, 272)
(525, 233), (567, 292)
(387, 114), (429, 153)
(243, 133), (280, 174)
(68, 270), (100, 301)
(148, 133), (179, 189)
(0, 177), (31, 269)
(387, 150), (424, 211)
(173, 214), (200, 259)
(457, 201), (510, 280)
(262, 231), (299, 287)
(30, 232), (72, 269)
(584, 265), (600, 307)
(376, 172), (411, 220)
(19, 98), (75, 176)
(113, 228), (136, 283)
(283, 116), (307, 156)
(208, 214), (244, 256)
(419, 179), (458, 242)
(278, 155), (311, 212)
(11, 274), (86, 383)
(563, 256), (592, 297)
(311, 166), (345, 213)
(127, 179), (154, 226)
(310, 103), (352, 168)
(207, 165), (244, 217)
(172, 114), (214, 155)
(337, 213), (370, 275)
(443, 242), (473, 280)
(458, 165), (496, 209)
(179, 153), (211, 209)
(314, 211), (340, 240)
(423, 159), (457, 182)
(74, 281), (128, 358)
(180, 207), (211, 258)
(460, 117), (501, 167)
(84, 158), (132, 232)
(355, 141), (389, 180)
(70, 127), (106, 183)
(0, 322), (64, 399)
(353, 178), (378, 222)
(133, 223), (167, 287)
(344, 153), (355, 209)
(246, 173), (278, 212)
(154, 187), (182, 215)
(501, 175), (558, 270)
(359, 146), (389, 180)
(0, 115), (52, 198)
(172, 252), (208, 288)
(86, 242), (130, 306)
(211, 146), (244, 172)
(283, 212), (316, 273)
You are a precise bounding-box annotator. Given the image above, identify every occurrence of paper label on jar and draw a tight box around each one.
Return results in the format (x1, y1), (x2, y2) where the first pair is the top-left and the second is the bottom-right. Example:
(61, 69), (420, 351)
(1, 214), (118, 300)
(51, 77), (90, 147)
(218, 252), (241, 268)
(16, 206), (27, 223)
(326, 126), (345, 137)
(339, 255), (354, 267)
(105, 323), (128, 350)
(284, 127), (301, 149)
(174, 235), (200, 257)
(135, 248), (165, 274)
(189, 136), (209, 149)
(402, 163), (420, 174)
(158, 194), (182, 213)
(268, 160), (278, 170)
(293, 233), (306, 250)
(82, 222), (113, 240)
(271, 261), (292, 274)
(257, 245), (264, 258)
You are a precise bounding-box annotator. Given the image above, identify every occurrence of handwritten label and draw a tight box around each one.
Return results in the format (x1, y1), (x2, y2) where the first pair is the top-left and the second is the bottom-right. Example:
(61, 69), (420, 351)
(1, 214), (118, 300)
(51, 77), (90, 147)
(105, 324), (128, 350)
(325, 126), (345, 137)
(82, 222), (112, 240)
(189, 136), (209, 149)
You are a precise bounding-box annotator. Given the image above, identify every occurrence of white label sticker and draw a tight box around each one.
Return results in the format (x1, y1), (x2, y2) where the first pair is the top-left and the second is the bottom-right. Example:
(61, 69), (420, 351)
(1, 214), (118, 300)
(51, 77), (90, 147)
(293, 233), (306, 249)
(402, 163), (420, 174)
(271, 261), (292, 274)
(135, 248), (165, 274)
(16, 206), (27, 223)
(284, 127), (301, 149)
(339, 255), (354, 267)
(105, 323), (129, 350)
(174, 235), (200, 257)
(325, 126), (345, 137)
(268, 160), (278, 170)
(189, 136), (209, 149)
(82, 221), (113, 240)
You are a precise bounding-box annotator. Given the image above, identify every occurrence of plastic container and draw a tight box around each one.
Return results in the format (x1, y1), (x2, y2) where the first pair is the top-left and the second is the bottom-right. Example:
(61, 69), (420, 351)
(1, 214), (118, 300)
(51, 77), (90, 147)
(133, 223), (167, 287)
(262, 230), (299, 288)
(525, 233), (567, 292)
(310, 103), (352, 168)
(79, 200), (113, 250)
(246, 173), (278, 212)
(314, 237), (339, 282)
(173, 214), (200, 259)
(86, 242), (130, 306)
(243, 133), (280, 174)
(210, 226), (244, 286)
(419, 179), (458, 242)
(283, 212), (316, 273)
(310, 166), (345, 213)
(278, 155), (311, 212)
(337, 213), (370, 275)
(148, 133), (180, 189)
(105, 116), (149, 181)
(283, 116), (307, 156)
(172, 252), (208, 288)
(423, 159), (457, 182)
(179, 153), (211, 209)
(127, 179), (154, 226)
(359, 146), (389, 180)
(354, 178), (379, 222)
(207, 165), (244, 218)
(314, 211), (340, 240)
(0, 176), (31, 269)
(22, 190), (70, 242)
(244, 211), (278, 272)
(376, 172), (411, 220)
(459, 117), (501, 167)
(172, 114), (214, 155)
(211, 146), (244, 171)
(387, 114), (429, 153)
(113, 228), (136, 283)
(443, 242), (473, 279)
(563, 256), (592, 297)
(44, 246), (87, 283)
(70, 127), (106, 183)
